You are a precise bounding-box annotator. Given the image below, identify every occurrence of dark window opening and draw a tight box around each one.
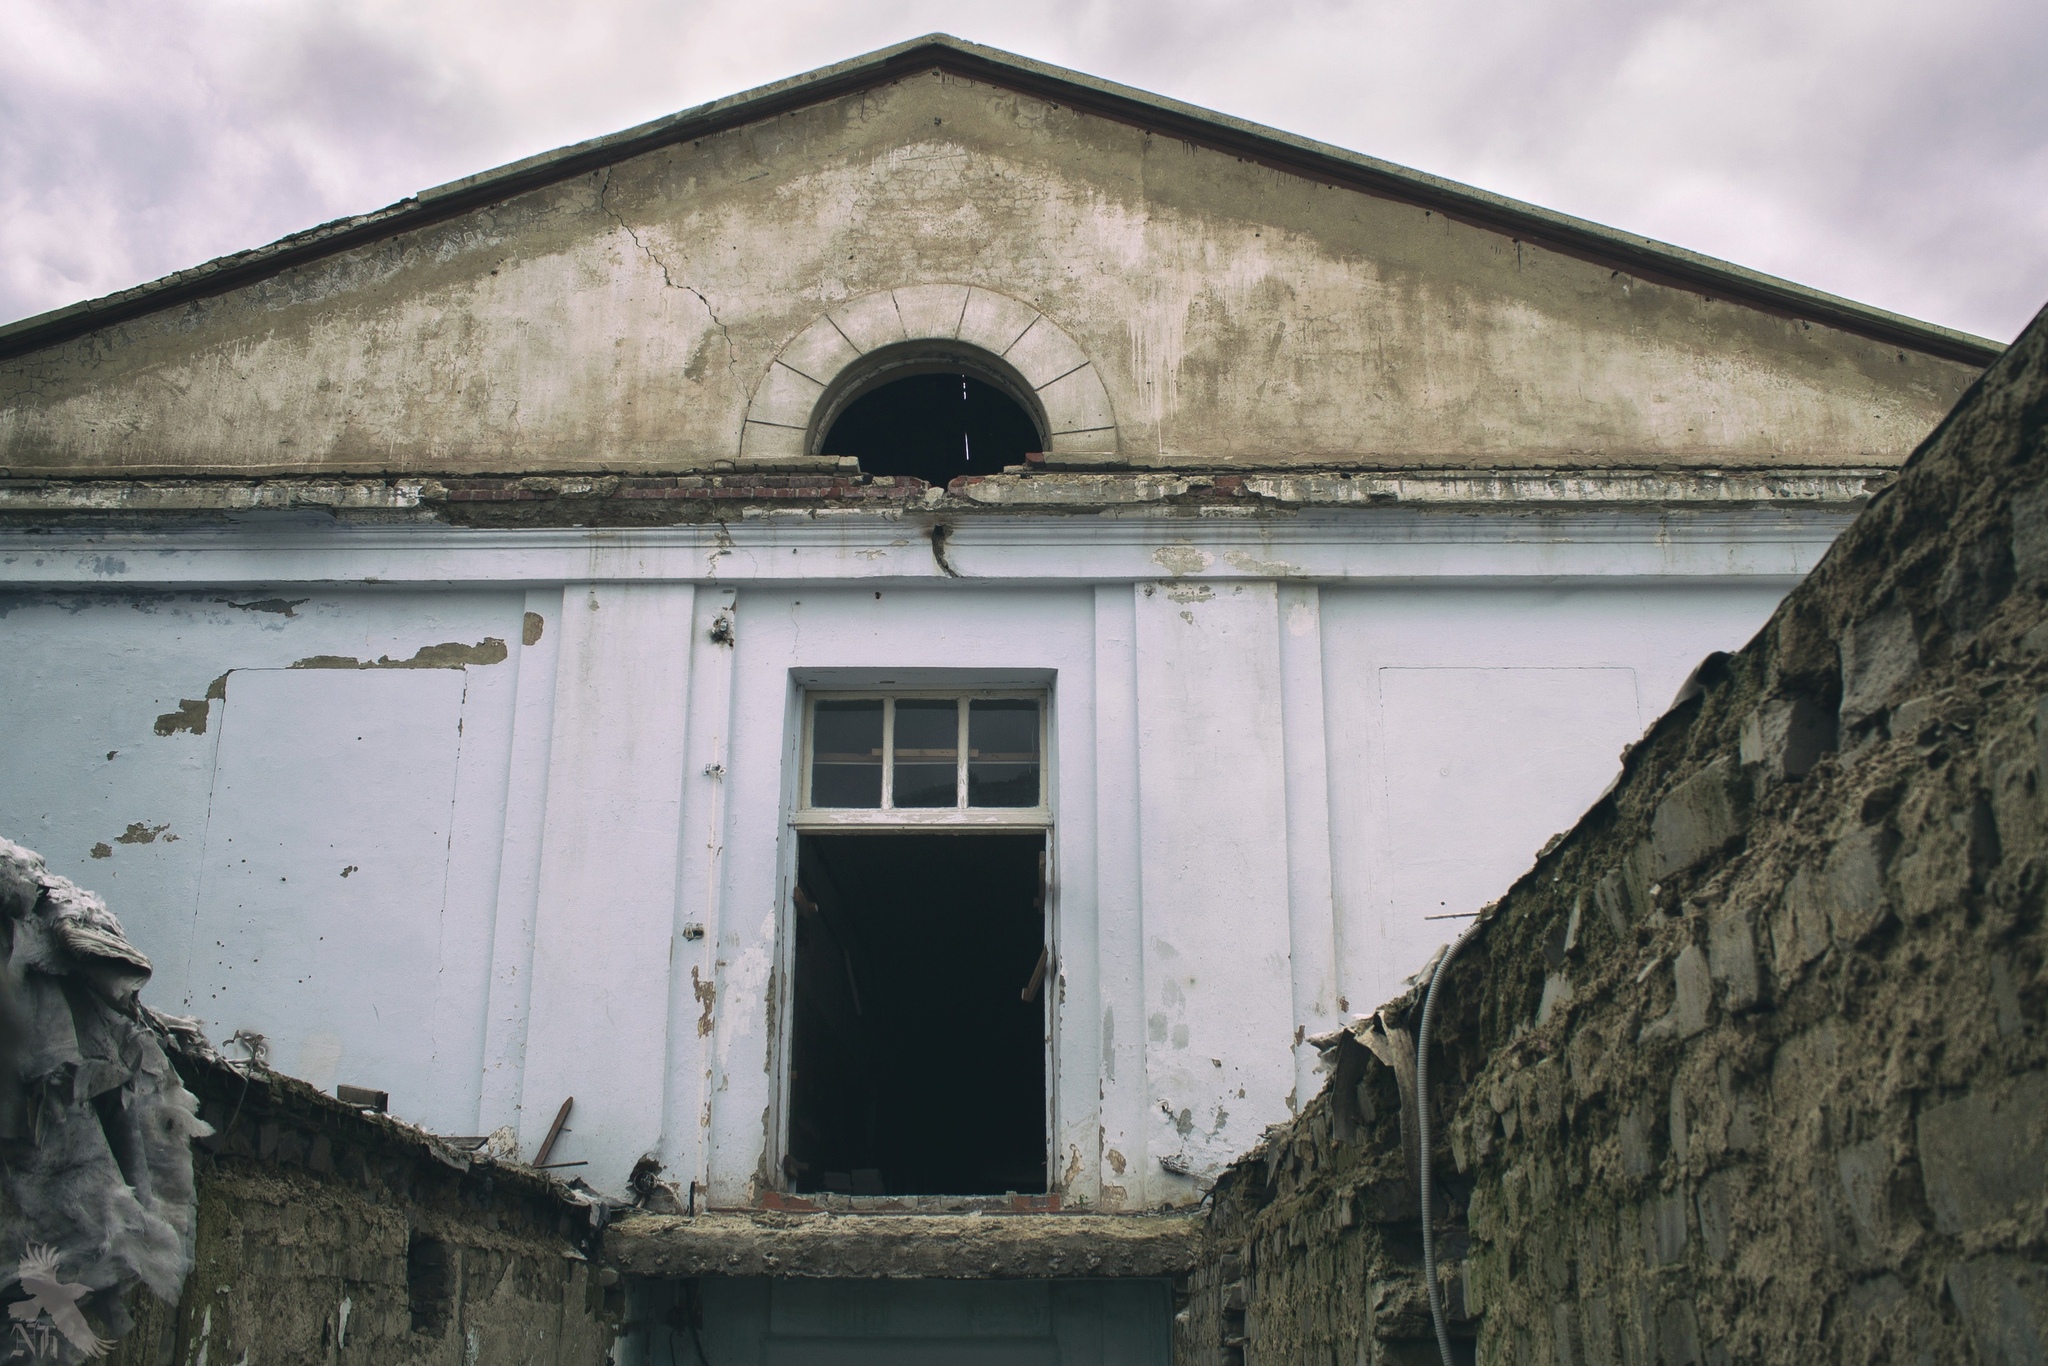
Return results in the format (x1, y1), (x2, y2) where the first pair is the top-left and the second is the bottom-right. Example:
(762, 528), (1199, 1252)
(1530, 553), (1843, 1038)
(821, 372), (1040, 486)
(787, 832), (1047, 1196)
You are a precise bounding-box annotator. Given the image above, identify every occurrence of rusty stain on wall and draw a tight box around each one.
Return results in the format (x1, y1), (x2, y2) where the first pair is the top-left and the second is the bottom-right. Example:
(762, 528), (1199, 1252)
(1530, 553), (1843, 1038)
(290, 638), (508, 670)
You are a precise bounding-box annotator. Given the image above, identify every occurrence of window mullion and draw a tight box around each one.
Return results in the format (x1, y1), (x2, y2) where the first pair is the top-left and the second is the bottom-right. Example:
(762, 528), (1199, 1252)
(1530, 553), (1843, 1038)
(956, 697), (969, 808)
(881, 697), (896, 810)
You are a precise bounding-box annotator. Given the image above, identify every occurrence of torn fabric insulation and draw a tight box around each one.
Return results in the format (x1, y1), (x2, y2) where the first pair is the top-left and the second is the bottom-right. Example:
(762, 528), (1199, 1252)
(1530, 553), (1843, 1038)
(0, 837), (210, 1361)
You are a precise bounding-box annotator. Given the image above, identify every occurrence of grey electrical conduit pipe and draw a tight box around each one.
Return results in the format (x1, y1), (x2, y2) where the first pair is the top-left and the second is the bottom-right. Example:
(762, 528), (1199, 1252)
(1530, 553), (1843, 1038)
(1417, 912), (1487, 1366)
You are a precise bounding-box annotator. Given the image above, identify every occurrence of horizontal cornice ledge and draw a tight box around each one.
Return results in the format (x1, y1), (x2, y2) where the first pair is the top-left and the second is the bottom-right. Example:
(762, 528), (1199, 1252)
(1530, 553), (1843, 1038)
(0, 467), (1888, 517)
(0, 506), (1853, 588)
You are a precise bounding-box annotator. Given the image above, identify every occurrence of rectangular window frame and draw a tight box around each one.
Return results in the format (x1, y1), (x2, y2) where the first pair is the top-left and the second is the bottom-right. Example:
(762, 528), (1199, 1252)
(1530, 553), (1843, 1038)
(795, 689), (1052, 831)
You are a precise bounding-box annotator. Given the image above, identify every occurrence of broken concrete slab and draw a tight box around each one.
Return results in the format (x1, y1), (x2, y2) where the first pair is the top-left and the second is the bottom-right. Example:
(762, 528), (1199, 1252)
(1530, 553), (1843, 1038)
(603, 1211), (1203, 1281)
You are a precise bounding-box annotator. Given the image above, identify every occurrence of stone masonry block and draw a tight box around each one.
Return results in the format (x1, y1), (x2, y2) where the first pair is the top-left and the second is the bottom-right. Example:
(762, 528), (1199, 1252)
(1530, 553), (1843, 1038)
(1738, 695), (1836, 780)
(738, 421), (808, 461)
(1649, 757), (1745, 880)
(747, 360), (826, 430)
(891, 284), (969, 340)
(1937, 525), (2016, 634)
(1917, 1071), (2048, 1235)
(828, 291), (908, 353)
(1595, 868), (1633, 934)
(1641, 944), (1712, 1041)
(958, 288), (1042, 358)
(2012, 480), (2048, 591)
(774, 316), (862, 386)
(1705, 898), (1760, 1011)
(1657, 1300), (1703, 1366)
(1641, 1194), (1687, 1267)
(1620, 1106), (1657, 1180)
(1695, 1169), (1737, 1264)
(1774, 823), (1896, 979)
(1038, 363), (1117, 438)
(1839, 601), (1921, 728)
(1774, 863), (1832, 978)
(1946, 1256), (2048, 1366)
(1004, 314), (1092, 391)
(1834, 1136), (1892, 1252)
(1819, 824), (1897, 944)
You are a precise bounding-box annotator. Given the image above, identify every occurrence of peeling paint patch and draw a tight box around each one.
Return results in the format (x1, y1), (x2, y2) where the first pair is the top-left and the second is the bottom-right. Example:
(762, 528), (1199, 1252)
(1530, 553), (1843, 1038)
(1165, 582), (1214, 604)
(693, 966), (716, 1037)
(291, 638), (508, 670)
(153, 673), (229, 733)
(1225, 548), (1300, 577)
(521, 612), (544, 646)
(1153, 544), (1212, 576)
(1106, 1148), (1127, 1176)
(89, 843), (111, 859)
(115, 822), (172, 845)
(216, 596), (309, 618)
(153, 698), (209, 736)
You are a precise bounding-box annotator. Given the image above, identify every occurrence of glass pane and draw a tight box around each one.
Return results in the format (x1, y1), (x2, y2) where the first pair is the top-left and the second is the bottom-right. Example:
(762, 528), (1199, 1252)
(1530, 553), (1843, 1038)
(810, 700), (883, 807)
(892, 699), (960, 808)
(969, 699), (1040, 807)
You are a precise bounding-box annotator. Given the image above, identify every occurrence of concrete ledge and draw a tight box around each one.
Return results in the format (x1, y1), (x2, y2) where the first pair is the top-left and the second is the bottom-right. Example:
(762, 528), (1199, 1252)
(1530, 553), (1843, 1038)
(0, 467), (1886, 517)
(604, 1211), (1205, 1280)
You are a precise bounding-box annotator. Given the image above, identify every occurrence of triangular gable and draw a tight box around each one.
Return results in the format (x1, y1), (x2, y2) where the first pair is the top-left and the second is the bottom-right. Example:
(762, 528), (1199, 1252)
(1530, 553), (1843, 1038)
(0, 34), (1999, 366)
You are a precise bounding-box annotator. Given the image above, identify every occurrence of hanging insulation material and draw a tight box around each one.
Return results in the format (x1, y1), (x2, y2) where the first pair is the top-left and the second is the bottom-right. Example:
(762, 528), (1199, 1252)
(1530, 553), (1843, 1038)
(0, 838), (209, 1361)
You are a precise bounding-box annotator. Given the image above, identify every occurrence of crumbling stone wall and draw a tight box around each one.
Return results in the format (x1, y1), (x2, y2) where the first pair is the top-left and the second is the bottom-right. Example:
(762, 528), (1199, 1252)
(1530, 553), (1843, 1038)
(1180, 303), (2048, 1366)
(107, 1049), (612, 1365)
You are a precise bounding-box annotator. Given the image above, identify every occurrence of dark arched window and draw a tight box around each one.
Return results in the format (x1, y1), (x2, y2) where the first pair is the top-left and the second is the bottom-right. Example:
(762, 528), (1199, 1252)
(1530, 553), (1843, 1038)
(816, 345), (1043, 486)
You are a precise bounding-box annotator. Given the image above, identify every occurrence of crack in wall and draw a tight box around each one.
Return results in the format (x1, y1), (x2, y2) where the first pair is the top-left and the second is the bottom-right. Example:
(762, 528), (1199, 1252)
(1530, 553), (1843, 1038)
(597, 168), (737, 371)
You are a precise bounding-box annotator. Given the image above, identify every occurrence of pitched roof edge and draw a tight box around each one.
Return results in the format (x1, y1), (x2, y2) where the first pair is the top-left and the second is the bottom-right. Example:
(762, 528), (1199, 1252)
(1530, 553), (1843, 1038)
(0, 33), (2004, 366)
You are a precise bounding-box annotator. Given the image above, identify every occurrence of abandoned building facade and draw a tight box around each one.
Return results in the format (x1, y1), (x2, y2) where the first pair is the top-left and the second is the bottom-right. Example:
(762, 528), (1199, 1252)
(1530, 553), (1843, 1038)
(0, 36), (2004, 1363)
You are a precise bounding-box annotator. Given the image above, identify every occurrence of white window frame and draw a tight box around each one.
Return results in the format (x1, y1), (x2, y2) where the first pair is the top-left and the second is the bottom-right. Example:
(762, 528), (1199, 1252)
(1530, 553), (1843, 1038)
(794, 689), (1052, 831)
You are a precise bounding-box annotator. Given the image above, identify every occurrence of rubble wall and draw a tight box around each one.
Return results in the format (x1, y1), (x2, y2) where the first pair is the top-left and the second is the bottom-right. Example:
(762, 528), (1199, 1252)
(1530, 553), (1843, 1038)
(106, 1051), (613, 1366)
(1179, 305), (2048, 1366)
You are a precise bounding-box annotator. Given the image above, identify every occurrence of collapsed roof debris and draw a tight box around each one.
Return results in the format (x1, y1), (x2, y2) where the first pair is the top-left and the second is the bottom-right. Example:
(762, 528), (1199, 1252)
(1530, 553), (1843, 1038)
(0, 837), (209, 1360)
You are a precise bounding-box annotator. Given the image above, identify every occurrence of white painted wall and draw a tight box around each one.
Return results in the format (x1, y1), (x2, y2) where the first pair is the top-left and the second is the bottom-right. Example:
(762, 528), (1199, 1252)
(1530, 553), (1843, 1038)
(0, 512), (1833, 1202)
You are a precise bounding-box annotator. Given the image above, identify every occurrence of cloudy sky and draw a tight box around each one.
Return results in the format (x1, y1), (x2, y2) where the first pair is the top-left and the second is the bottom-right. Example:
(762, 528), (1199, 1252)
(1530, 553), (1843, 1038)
(2, 0), (2043, 342)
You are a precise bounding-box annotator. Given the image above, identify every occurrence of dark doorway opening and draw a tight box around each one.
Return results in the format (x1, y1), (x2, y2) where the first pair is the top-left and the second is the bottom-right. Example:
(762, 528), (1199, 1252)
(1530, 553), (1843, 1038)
(787, 832), (1047, 1196)
(820, 372), (1041, 485)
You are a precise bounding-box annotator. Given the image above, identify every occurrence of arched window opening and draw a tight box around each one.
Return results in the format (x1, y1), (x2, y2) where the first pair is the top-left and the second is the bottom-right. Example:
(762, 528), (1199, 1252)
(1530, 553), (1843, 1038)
(821, 370), (1041, 486)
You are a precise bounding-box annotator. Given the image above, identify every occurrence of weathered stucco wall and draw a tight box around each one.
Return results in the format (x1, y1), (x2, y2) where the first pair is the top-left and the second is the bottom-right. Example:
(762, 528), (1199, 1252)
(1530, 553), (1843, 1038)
(1176, 303), (2048, 1364)
(108, 1048), (612, 1365)
(0, 69), (1979, 479)
(0, 515), (1825, 1210)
